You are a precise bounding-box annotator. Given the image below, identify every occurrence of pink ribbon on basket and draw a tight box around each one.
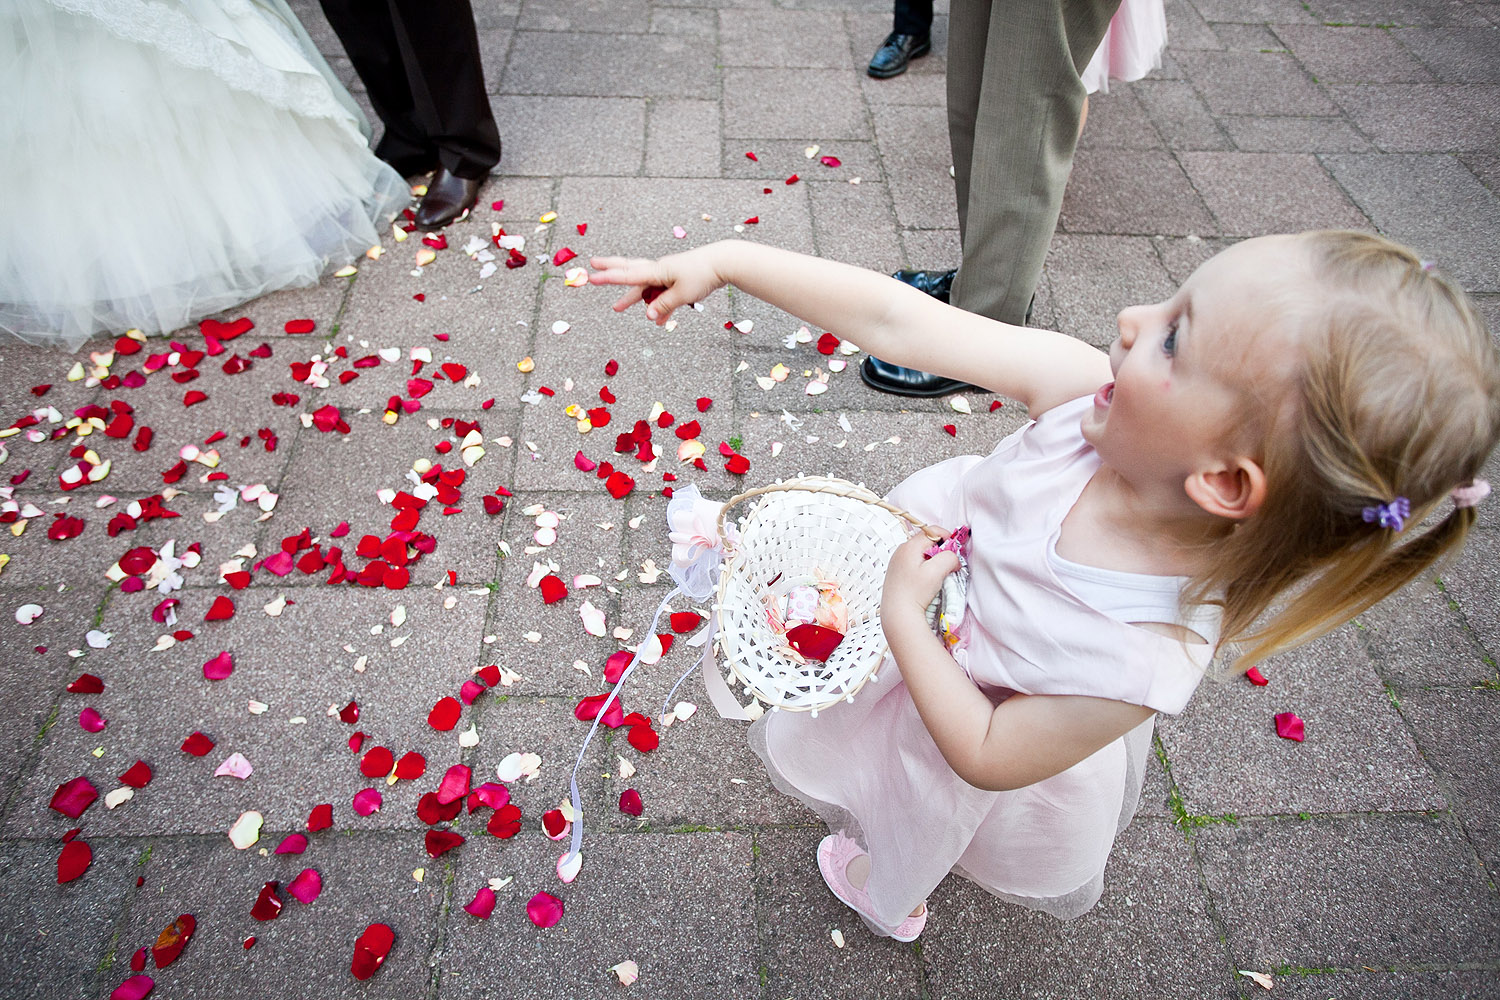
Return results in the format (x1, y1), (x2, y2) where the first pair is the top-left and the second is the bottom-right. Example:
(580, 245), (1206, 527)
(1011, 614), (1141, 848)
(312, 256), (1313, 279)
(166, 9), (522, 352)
(562, 487), (747, 872)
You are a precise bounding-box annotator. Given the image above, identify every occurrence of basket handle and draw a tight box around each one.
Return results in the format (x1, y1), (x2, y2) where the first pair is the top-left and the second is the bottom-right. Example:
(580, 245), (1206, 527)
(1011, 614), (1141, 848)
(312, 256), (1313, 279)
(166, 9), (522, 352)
(715, 479), (945, 553)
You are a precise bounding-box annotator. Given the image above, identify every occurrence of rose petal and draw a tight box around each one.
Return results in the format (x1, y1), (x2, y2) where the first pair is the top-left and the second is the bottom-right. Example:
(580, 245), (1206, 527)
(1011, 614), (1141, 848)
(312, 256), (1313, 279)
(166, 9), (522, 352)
(463, 885), (496, 919)
(538, 574), (568, 605)
(1274, 712), (1305, 742)
(110, 975), (154, 1000)
(526, 891), (564, 928)
(352, 788), (383, 816)
(424, 830), (465, 857)
(287, 868), (322, 904)
(228, 810), (263, 849)
(351, 923), (395, 981)
(307, 803), (333, 831)
(619, 788), (644, 817)
(557, 850), (583, 883)
(181, 731), (214, 756)
(541, 808), (569, 840)
(150, 914), (195, 968)
(215, 752), (253, 779)
(50, 776), (98, 818)
(471, 782), (510, 811)
(119, 760), (152, 788)
(427, 696), (461, 731)
(487, 803), (523, 838)
(202, 650), (233, 680)
(66, 673), (105, 694)
(204, 596), (235, 622)
(359, 746), (394, 779)
(785, 623), (844, 662)
(436, 764), (472, 805)
(79, 707), (107, 733)
(579, 600), (606, 636)
(395, 751), (427, 780)
(57, 839), (91, 883)
(627, 723), (659, 753)
(1245, 667), (1269, 686)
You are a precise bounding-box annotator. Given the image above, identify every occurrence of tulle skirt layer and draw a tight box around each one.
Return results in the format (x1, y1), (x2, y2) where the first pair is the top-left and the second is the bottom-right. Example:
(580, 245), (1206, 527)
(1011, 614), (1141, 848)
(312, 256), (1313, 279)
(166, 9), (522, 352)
(0, 0), (409, 351)
(1080, 0), (1167, 94)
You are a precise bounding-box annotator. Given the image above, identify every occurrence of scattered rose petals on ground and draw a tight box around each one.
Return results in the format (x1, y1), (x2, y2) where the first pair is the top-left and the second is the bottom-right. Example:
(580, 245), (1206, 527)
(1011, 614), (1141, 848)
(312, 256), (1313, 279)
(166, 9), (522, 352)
(1274, 712), (1305, 742)
(359, 746), (394, 779)
(351, 923), (395, 981)
(67, 673), (104, 694)
(527, 891), (564, 928)
(437, 764), (472, 805)
(464, 886), (496, 919)
(250, 882), (283, 922)
(57, 839), (91, 883)
(228, 811), (263, 849)
(487, 803), (523, 838)
(425, 830), (466, 858)
(287, 868), (322, 904)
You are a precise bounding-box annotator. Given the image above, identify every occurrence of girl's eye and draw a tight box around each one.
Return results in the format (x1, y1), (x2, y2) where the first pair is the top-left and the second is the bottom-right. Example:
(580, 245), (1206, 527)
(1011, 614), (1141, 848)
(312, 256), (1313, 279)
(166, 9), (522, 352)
(1162, 323), (1178, 357)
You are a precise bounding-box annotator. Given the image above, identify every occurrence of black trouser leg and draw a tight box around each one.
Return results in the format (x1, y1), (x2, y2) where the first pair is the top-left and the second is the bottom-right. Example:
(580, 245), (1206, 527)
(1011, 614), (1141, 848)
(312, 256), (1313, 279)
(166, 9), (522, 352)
(892, 0), (934, 36)
(387, 0), (501, 179)
(318, 0), (436, 172)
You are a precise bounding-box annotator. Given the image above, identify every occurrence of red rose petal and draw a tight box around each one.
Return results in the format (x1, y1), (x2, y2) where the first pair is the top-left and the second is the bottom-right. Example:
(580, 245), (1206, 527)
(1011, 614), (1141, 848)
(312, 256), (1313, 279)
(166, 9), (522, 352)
(627, 723), (659, 753)
(395, 752), (427, 780)
(436, 764), (472, 805)
(441, 363), (467, 382)
(352, 788), (383, 816)
(604, 359), (619, 377)
(603, 650), (633, 685)
(284, 318), (316, 334)
(183, 390), (207, 407)
(287, 868), (322, 904)
(57, 839), (91, 883)
(308, 803), (334, 831)
(130, 948), (146, 972)
(785, 173), (799, 185)
(79, 707), (107, 733)
(204, 596), (235, 622)
(338, 700), (360, 724)
(50, 776), (97, 818)
(359, 746), (394, 779)
(427, 696), (461, 731)
(943, 424), (957, 437)
(989, 399), (1004, 411)
(477, 664), (502, 687)
(487, 803), (522, 838)
(551, 247), (577, 267)
(119, 546), (157, 575)
(275, 833), (308, 855)
(424, 830), (465, 857)
(110, 975), (154, 1000)
(351, 923), (395, 981)
(816, 332), (839, 355)
(696, 397), (712, 412)
(820, 155), (842, 167)
(202, 650), (233, 680)
(619, 788), (644, 817)
(541, 808), (568, 839)
(743, 216), (759, 225)
(250, 881), (283, 921)
(745, 151), (758, 161)
(538, 574), (568, 605)
(605, 470), (635, 499)
(150, 914), (195, 968)
(67, 673), (105, 694)
(1245, 666), (1269, 686)
(119, 760), (153, 789)
(785, 622), (844, 662)
(471, 782), (510, 811)
(725, 454), (750, 475)
(669, 611), (703, 633)
(674, 420), (700, 440)
(181, 731), (214, 756)
(1274, 712), (1305, 742)
(527, 891), (564, 928)
(223, 571), (252, 590)
(463, 886), (496, 919)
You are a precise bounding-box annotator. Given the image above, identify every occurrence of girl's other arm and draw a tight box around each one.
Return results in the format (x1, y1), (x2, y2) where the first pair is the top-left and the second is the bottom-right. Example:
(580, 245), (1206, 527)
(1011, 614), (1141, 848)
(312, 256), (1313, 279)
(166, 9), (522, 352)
(882, 535), (1153, 791)
(590, 242), (1110, 417)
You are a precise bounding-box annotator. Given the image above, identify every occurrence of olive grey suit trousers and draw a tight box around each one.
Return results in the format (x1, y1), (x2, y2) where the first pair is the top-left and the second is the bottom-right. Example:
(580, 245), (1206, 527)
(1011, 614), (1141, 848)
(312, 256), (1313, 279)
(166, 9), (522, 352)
(946, 0), (1121, 325)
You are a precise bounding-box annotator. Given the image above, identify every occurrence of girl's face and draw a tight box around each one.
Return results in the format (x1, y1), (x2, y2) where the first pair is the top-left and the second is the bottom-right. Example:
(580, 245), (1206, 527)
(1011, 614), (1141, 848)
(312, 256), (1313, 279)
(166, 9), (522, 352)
(1081, 236), (1306, 501)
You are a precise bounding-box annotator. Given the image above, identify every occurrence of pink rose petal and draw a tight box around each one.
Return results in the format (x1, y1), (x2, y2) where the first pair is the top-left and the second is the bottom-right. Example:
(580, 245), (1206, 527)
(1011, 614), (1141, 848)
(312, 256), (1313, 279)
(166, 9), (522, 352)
(286, 868), (322, 904)
(463, 886), (496, 919)
(79, 707), (107, 733)
(202, 650), (233, 680)
(1246, 666), (1269, 686)
(526, 891), (564, 928)
(110, 975), (154, 1000)
(471, 782), (509, 811)
(436, 764), (472, 805)
(1274, 712), (1305, 742)
(352, 788), (383, 816)
(50, 776), (98, 818)
(274, 833), (308, 855)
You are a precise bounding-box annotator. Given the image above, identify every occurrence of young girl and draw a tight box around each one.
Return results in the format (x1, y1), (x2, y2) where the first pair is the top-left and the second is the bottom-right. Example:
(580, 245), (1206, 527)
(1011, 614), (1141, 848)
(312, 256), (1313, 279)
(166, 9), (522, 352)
(589, 232), (1500, 940)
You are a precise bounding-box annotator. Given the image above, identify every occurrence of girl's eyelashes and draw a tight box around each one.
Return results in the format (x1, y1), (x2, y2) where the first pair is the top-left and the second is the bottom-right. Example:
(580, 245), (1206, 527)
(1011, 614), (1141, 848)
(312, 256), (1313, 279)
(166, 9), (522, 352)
(1161, 322), (1178, 357)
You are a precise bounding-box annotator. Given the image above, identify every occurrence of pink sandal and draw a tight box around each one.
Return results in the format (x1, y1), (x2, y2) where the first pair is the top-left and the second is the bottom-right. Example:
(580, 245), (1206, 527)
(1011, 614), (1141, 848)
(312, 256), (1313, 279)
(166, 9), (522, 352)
(817, 834), (928, 942)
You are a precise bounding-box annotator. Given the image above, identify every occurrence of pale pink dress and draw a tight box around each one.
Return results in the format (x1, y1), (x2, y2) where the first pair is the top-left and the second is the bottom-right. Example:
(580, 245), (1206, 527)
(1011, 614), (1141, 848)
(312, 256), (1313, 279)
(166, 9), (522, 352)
(749, 396), (1215, 928)
(1080, 0), (1167, 94)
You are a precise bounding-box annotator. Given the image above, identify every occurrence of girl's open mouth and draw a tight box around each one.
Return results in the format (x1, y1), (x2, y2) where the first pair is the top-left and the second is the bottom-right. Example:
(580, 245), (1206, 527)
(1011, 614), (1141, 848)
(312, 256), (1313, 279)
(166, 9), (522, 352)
(1094, 382), (1114, 409)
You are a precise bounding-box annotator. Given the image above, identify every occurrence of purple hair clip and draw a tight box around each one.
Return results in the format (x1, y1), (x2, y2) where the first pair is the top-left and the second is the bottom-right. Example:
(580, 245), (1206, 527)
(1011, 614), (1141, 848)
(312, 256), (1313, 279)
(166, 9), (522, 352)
(1362, 496), (1411, 532)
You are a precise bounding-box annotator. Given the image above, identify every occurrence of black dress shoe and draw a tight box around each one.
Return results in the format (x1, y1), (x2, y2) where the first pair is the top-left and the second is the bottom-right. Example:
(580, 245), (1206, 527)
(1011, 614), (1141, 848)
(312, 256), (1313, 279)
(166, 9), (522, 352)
(860, 356), (980, 398)
(415, 168), (483, 229)
(892, 268), (956, 302)
(868, 32), (932, 79)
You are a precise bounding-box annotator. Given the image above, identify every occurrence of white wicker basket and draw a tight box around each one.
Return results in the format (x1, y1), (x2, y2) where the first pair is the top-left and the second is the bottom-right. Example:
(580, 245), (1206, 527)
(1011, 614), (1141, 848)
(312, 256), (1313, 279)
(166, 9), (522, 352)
(712, 477), (941, 715)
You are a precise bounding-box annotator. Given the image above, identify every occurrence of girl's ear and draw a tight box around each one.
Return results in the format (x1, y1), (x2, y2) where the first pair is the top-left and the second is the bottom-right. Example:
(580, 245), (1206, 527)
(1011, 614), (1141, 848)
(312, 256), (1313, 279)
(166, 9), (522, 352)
(1185, 458), (1266, 521)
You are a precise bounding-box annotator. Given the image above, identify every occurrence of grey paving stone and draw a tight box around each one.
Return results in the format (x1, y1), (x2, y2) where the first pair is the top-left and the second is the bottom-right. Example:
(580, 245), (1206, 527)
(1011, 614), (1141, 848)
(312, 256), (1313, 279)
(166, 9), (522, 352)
(753, 827), (928, 1000)
(1196, 815), (1500, 968)
(473, 0), (521, 30)
(502, 31), (716, 98)
(475, 27), (514, 91)
(1175, 51), (1340, 116)
(1461, 151), (1500, 192)
(0, 837), (138, 1000)
(1269, 970), (1500, 999)
(117, 833), (445, 1000)
(1323, 152), (1500, 292)
(1399, 687), (1500, 881)
(644, 99), (721, 178)
(1179, 151), (1370, 235)
(808, 179), (905, 272)
(439, 831), (760, 999)
(723, 139), (886, 184)
(488, 96), (646, 176)
(1212, 22), (1285, 51)
(1398, 25), (1500, 82)
(1359, 575), (1495, 687)
(723, 68), (872, 141)
(1076, 87), (1166, 151)
(516, 0), (650, 33)
(872, 104), (958, 230)
(1044, 236), (1179, 349)
(923, 819), (1238, 1000)
(649, 5), (718, 37)
(1220, 115), (1373, 152)
(718, 9), (856, 68)
(1060, 148), (1218, 236)
(5, 585), (490, 838)
(1305, 0), (1494, 27)
(1444, 526), (1500, 658)
(1164, 0), (1221, 50)
(1326, 83), (1500, 152)
(1157, 627), (1446, 816)
(1150, 234), (1236, 285)
(898, 229), (961, 273)
(1191, 0), (1315, 23)
(860, 69), (949, 109)
(1134, 80), (1234, 151)
(1273, 25), (1436, 83)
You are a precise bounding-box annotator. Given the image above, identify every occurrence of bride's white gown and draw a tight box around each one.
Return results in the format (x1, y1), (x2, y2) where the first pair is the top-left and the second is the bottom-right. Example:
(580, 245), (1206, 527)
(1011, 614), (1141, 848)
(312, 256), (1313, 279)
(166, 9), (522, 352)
(0, 0), (409, 351)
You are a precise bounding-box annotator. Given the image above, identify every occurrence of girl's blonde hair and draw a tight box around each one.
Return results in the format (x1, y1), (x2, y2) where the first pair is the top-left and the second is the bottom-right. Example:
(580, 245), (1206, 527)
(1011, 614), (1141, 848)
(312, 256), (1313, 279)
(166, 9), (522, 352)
(1187, 230), (1500, 666)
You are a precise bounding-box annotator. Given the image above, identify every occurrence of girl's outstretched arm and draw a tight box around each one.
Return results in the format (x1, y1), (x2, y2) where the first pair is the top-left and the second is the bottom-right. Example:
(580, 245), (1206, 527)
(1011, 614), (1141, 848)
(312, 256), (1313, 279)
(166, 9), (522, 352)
(590, 242), (1110, 416)
(881, 534), (1153, 791)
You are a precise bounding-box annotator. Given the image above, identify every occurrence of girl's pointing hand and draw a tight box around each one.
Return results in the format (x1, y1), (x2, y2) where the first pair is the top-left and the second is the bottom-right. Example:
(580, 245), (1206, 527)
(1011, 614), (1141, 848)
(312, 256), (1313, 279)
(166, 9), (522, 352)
(589, 249), (726, 326)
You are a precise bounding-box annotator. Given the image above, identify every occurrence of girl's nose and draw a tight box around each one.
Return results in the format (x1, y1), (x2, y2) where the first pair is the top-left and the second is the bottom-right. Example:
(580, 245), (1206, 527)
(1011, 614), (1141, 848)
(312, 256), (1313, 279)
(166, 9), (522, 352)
(1115, 306), (1144, 348)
